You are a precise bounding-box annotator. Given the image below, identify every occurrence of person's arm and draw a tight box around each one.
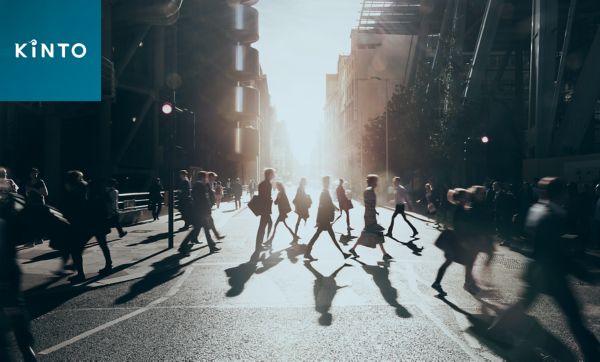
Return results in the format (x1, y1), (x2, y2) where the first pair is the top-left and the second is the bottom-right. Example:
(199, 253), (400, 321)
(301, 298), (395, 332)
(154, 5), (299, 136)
(40, 180), (49, 198)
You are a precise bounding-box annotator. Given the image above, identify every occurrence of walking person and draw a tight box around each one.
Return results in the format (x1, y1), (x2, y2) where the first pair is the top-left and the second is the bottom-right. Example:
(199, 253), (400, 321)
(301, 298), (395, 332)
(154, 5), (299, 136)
(148, 178), (163, 221)
(349, 174), (392, 260)
(304, 176), (351, 260)
(248, 179), (256, 197)
(214, 181), (224, 209)
(489, 178), (599, 361)
(335, 178), (353, 230)
(178, 171), (220, 255)
(231, 178), (243, 209)
(106, 179), (127, 238)
(24, 168), (48, 246)
(255, 169), (275, 249)
(207, 172), (225, 240)
(0, 168), (18, 194)
(293, 178), (312, 241)
(386, 177), (418, 238)
(177, 170), (192, 231)
(431, 188), (483, 296)
(267, 182), (298, 243)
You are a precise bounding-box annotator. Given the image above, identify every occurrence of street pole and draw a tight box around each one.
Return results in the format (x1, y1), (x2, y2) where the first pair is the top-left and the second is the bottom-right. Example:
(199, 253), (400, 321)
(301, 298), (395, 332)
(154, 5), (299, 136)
(168, 90), (176, 249)
(384, 79), (389, 189)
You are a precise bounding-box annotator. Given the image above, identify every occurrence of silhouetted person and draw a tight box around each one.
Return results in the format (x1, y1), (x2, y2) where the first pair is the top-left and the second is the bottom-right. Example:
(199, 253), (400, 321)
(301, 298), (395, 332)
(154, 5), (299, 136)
(335, 178), (353, 230)
(178, 171), (219, 255)
(432, 188), (481, 296)
(177, 170), (192, 231)
(292, 178), (311, 241)
(148, 178), (163, 221)
(0, 167), (18, 194)
(23, 168), (48, 246)
(304, 176), (351, 260)
(490, 177), (599, 361)
(267, 182), (298, 243)
(248, 179), (256, 196)
(350, 174), (392, 260)
(207, 172), (225, 240)
(106, 178), (127, 238)
(87, 179), (113, 275)
(255, 168), (275, 248)
(231, 178), (243, 209)
(304, 261), (349, 326)
(214, 181), (224, 209)
(0, 198), (37, 362)
(386, 177), (418, 238)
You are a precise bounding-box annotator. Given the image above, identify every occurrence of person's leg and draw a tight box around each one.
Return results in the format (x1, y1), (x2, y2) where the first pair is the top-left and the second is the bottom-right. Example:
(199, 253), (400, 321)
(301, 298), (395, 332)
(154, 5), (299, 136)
(9, 307), (36, 361)
(553, 277), (600, 360)
(200, 221), (219, 251)
(326, 227), (349, 257)
(294, 216), (302, 237)
(305, 228), (323, 256)
(283, 219), (296, 237)
(345, 210), (351, 229)
(434, 259), (452, 285)
(179, 227), (197, 251)
(379, 243), (392, 258)
(387, 209), (399, 235)
(209, 216), (224, 239)
(268, 220), (281, 240)
(96, 234), (113, 270)
(256, 215), (268, 248)
(266, 215), (273, 238)
(399, 206), (418, 236)
(113, 215), (126, 237)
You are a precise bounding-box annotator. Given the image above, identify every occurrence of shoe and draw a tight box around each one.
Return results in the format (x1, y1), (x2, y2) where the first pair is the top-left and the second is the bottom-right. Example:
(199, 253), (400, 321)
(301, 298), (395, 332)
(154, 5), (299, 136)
(348, 227), (354, 231)
(99, 265), (113, 274)
(343, 252), (352, 259)
(431, 282), (447, 296)
(191, 239), (203, 245)
(209, 246), (221, 253)
(68, 274), (86, 284)
(383, 254), (393, 260)
(464, 282), (480, 295)
(216, 235), (226, 240)
(303, 253), (315, 260)
(385, 232), (392, 237)
(119, 231), (128, 238)
(349, 249), (359, 258)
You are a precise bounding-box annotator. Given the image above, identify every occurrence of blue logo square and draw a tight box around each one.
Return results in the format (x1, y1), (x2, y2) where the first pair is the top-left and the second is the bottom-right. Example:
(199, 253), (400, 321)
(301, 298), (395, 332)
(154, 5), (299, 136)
(0, 0), (101, 101)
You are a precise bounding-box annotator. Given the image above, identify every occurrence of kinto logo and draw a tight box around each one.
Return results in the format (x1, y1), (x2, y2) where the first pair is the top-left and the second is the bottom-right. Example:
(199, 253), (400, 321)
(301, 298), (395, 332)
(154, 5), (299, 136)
(15, 39), (87, 59)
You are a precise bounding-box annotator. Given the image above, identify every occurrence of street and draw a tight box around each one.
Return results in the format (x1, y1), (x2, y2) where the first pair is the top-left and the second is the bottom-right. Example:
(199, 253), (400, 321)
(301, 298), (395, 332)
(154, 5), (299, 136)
(13, 196), (600, 361)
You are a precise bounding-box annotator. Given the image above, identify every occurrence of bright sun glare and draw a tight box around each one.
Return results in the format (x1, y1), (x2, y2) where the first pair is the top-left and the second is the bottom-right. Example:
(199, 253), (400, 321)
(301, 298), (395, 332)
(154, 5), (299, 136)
(255, 0), (363, 165)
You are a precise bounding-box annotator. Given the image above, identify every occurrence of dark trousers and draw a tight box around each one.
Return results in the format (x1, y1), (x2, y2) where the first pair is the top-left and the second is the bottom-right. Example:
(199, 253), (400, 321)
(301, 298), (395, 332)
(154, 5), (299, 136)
(255, 214), (272, 247)
(71, 232), (112, 276)
(305, 225), (345, 255)
(179, 218), (214, 250)
(388, 204), (417, 235)
(234, 196), (241, 209)
(149, 201), (162, 220)
(108, 214), (125, 235)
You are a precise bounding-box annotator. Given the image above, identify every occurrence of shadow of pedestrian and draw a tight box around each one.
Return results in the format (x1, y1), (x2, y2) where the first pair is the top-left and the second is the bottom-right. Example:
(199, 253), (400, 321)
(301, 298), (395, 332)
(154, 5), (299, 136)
(304, 261), (350, 326)
(388, 236), (424, 256)
(285, 243), (307, 264)
(437, 295), (577, 361)
(338, 232), (356, 246)
(126, 232), (170, 246)
(225, 249), (261, 297)
(355, 259), (412, 318)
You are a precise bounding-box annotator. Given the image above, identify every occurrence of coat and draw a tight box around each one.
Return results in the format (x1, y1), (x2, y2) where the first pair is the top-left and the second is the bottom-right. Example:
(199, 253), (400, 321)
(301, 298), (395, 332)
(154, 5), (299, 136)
(316, 190), (335, 227)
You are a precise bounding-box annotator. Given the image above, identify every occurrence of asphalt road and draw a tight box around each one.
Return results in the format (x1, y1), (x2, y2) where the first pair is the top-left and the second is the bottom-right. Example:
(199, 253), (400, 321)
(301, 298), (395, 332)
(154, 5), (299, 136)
(11, 194), (600, 361)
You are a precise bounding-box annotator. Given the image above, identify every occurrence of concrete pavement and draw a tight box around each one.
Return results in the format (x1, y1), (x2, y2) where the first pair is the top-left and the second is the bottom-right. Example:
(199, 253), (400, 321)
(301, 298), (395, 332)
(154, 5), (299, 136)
(11, 195), (600, 361)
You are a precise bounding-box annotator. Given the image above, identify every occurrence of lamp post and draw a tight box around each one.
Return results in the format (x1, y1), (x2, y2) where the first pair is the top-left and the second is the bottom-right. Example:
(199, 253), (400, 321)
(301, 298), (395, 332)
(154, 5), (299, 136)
(161, 100), (175, 249)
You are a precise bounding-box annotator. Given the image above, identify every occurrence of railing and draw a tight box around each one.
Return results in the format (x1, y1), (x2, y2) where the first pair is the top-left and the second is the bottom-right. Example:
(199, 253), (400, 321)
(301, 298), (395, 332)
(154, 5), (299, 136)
(118, 192), (177, 212)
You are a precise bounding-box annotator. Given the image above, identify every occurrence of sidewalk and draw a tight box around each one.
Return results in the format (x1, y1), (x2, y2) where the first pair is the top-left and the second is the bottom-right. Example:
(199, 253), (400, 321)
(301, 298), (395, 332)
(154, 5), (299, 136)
(17, 202), (246, 296)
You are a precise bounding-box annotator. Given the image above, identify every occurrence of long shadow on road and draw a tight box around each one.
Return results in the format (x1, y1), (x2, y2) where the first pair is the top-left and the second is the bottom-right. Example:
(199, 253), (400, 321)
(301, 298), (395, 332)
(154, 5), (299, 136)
(304, 261), (350, 326)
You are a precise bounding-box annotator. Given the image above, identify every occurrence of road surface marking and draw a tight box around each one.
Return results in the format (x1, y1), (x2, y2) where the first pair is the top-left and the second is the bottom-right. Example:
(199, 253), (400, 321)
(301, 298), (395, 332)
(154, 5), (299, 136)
(39, 266), (195, 355)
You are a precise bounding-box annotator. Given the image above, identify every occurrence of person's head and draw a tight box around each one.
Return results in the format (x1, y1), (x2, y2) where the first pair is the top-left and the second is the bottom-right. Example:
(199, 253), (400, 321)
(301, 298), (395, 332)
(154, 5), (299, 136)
(236, 177), (241, 184)
(537, 177), (567, 204)
(30, 167), (40, 179)
(208, 172), (217, 182)
(322, 176), (330, 189)
(276, 182), (285, 193)
(154, 177), (161, 185)
(392, 176), (400, 187)
(425, 183), (432, 192)
(492, 181), (500, 191)
(108, 178), (118, 188)
(300, 177), (307, 187)
(367, 174), (379, 188)
(179, 170), (188, 180)
(65, 170), (84, 190)
(264, 168), (275, 181)
(196, 171), (208, 183)
(0, 168), (6, 179)
(338, 178), (344, 186)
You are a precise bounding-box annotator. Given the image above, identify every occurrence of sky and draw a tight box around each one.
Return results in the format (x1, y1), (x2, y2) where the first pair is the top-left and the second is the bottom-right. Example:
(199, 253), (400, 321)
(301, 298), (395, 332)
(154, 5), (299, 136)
(255, 0), (363, 164)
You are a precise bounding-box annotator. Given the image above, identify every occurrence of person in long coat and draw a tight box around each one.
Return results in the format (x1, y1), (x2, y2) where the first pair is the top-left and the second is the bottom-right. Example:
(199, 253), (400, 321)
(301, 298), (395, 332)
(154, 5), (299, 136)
(255, 169), (275, 248)
(292, 178), (311, 240)
(336, 179), (353, 230)
(303, 176), (351, 260)
(267, 182), (298, 243)
(350, 175), (392, 260)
